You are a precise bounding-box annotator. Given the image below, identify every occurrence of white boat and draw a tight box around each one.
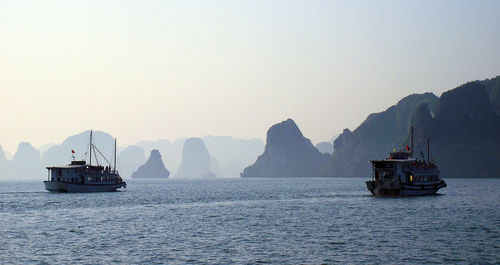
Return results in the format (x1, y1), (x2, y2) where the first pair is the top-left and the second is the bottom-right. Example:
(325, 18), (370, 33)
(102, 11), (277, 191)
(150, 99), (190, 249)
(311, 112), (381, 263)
(366, 127), (446, 196)
(44, 130), (126, 192)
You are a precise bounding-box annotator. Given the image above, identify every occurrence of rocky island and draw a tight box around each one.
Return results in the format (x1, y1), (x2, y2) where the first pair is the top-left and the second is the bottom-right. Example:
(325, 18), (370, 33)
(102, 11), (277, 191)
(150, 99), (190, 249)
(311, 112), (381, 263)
(131, 149), (170, 178)
(241, 119), (331, 178)
(176, 138), (216, 178)
(323, 76), (500, 178)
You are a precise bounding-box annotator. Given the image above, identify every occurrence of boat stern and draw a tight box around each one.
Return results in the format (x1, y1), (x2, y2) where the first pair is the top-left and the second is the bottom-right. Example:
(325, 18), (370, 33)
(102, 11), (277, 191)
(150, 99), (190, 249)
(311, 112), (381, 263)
(366, 180), (402, 196)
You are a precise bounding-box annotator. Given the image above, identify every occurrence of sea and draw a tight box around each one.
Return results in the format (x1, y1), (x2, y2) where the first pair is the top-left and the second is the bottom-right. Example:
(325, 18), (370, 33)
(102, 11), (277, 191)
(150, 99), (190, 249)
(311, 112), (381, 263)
(0, 178), (499, 264)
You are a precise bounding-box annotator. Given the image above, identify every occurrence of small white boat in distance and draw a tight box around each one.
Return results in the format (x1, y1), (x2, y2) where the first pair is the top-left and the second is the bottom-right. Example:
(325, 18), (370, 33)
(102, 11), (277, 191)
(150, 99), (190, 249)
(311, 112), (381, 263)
(44, 130), (126, 192)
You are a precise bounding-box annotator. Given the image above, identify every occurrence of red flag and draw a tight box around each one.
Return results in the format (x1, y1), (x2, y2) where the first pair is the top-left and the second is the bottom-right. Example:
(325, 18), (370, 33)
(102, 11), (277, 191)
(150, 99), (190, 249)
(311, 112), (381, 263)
(406, 145), (410, 151)
(71, 149), (75, 154)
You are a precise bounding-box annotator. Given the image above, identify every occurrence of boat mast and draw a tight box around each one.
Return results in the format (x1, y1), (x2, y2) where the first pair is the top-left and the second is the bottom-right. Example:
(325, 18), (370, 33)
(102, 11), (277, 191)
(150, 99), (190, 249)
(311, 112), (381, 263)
(89, 130), (93, 166)
(410, 126), (414, 157)
(114, 137), (117, 172)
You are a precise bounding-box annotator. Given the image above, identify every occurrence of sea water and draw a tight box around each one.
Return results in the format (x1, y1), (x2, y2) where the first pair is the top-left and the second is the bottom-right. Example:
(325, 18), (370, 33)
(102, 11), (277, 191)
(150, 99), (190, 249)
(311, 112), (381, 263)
(0, 178), (498, 264)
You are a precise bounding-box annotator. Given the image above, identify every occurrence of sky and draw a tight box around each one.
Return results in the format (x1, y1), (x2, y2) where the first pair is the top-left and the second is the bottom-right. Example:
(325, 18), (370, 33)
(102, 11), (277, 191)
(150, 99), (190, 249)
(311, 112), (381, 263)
(0, 0), (499, 154)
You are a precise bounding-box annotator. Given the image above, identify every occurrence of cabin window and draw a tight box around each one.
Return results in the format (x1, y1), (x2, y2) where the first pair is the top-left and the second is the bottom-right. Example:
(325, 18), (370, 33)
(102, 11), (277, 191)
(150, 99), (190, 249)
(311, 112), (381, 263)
(375, 169), (394, 180)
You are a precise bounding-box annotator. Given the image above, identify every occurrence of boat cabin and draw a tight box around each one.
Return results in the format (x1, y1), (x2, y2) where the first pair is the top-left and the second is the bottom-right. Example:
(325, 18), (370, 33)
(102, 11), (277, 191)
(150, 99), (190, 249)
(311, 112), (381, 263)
(370, 152), (440, 185)
(46, 160), (122, 185)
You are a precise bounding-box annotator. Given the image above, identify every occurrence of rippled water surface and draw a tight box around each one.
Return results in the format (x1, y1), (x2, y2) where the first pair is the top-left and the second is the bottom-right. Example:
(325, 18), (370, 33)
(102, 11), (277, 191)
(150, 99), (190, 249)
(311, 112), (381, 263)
(0, 178), (499, 264)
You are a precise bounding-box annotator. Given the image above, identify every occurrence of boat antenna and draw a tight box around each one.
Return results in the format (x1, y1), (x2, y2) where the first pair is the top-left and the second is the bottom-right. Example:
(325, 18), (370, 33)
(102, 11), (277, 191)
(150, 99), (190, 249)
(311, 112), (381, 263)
(89, 130), (93, 166)
(114, 137), (117, 172)
(410, 125), (414, 157)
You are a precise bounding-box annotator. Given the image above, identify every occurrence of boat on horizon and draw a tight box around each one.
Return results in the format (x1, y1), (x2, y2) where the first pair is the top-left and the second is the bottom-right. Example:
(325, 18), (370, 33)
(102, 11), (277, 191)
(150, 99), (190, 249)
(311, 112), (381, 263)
(44, 130), (126, 192)
(366, 127), (446, 196)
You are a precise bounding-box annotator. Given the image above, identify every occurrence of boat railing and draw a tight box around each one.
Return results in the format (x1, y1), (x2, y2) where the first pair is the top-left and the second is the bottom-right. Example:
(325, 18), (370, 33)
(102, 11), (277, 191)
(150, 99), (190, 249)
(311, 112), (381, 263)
(408, 161), (437, 171)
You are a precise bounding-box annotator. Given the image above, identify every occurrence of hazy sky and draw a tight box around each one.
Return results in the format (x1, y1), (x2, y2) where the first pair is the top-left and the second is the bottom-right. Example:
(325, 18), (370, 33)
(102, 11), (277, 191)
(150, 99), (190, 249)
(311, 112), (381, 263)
(1, 0), (499, 154)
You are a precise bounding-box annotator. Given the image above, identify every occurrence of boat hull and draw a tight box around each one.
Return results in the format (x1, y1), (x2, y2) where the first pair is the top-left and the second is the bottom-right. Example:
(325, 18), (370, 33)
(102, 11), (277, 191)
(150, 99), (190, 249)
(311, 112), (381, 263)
(366, 180), (446, 196)
(44, 181), (126, 193)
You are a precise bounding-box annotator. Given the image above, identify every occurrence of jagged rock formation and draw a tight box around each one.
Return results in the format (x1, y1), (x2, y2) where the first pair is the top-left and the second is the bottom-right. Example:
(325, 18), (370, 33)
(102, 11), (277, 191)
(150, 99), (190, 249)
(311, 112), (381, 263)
(12, 142), (44, 179)
(210, 156), (223, 177)
(175, 138), (215, 178)
(323, 93), (439, 177)
(241, 119), (331, 178)
(315, 142), (333, 154)
(135, 136), (264, 177)
(134, 139), (183, 176)
(131, 150), (169, 178)
(323, 76), (500, 178)
(483, 76), (500, 116)
(413, 81), (500, 178)
(118, 145), (147, 178)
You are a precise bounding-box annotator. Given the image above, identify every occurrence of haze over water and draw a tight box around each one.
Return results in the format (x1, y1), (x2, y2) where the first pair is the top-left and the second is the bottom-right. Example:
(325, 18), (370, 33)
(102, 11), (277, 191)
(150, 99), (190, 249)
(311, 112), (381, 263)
(1, 178), (498, 264)
(1, 1), (499, 152)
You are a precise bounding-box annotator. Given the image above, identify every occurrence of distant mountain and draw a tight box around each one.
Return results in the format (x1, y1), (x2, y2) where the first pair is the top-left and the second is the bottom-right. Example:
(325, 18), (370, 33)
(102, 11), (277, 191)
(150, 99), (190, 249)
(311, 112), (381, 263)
(210, 156), (223, 178)
(118, 145), (147, 179)
(0, 131), (117, 180)
(135, 139), (184, 176)
(11, 142), (44, 179)
(131, 150), (169, 178)
(40, 130), (146, 178)
(330, 135), (340, 144)
(0, 145), (12, 178)
(38, 143), (56, 154)
(241, 119), (331, 178)
(42, 130), (115, 168)
(136, 136), (264, 177)
(3, 149), (13, 160)
(313, 135), (339, 155)
(315, 142), (333, 154)
(176, 138), (215, 178)
(201, 136), (264, 178)
(412, 81), (500, 178)
(323, 93), (439, 177)
(323, 76), (500, 178)
(483, 76), (500, 116)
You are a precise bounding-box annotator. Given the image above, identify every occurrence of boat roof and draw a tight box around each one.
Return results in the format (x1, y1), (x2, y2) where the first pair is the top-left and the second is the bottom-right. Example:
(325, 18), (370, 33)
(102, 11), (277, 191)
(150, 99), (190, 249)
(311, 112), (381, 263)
(47, 160), (90, 169)
(46, 164), (87, 169)
(370, 158), (416, 163)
